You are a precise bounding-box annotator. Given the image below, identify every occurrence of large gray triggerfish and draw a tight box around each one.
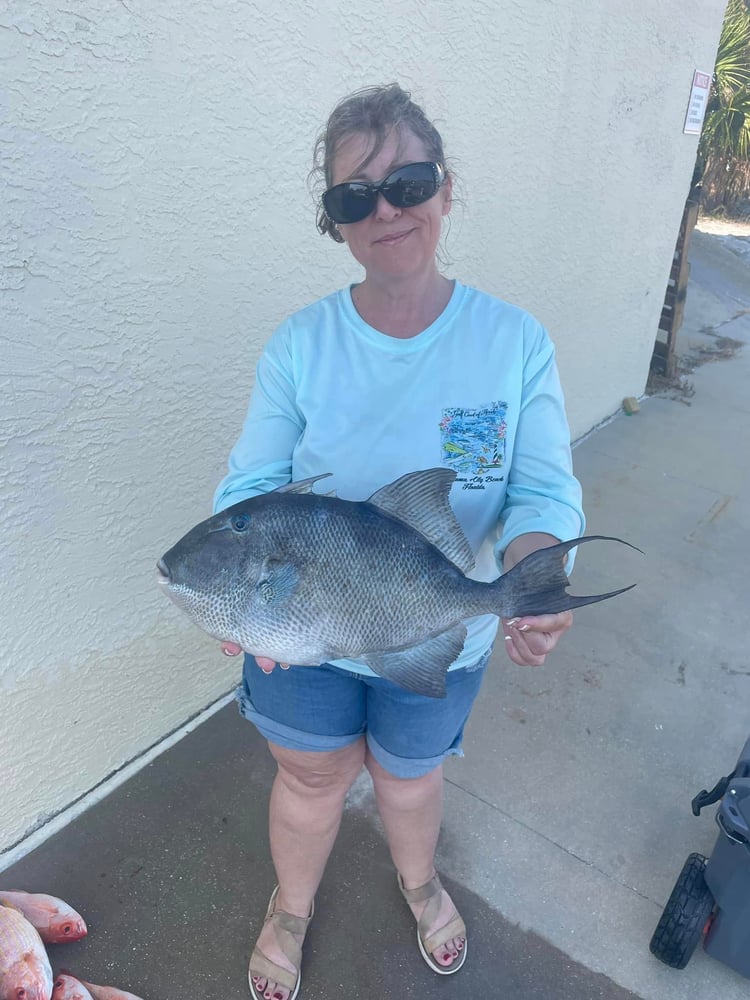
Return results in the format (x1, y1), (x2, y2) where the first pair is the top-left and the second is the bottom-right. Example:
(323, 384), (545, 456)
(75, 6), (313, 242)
(157, 468), (636, 698)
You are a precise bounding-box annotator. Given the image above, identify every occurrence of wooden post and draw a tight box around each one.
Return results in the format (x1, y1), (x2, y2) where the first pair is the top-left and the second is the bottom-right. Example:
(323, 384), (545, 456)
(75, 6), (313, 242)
(651, 194), (701, 379)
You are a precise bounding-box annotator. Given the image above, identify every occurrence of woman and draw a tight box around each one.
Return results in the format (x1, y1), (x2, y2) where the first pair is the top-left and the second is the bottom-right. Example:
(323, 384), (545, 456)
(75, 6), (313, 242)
(215, 83), (584, 1000)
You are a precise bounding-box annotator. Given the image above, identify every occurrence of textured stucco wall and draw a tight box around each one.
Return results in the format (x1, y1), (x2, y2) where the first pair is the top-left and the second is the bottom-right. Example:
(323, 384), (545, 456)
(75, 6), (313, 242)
(1, 0), (725, 854)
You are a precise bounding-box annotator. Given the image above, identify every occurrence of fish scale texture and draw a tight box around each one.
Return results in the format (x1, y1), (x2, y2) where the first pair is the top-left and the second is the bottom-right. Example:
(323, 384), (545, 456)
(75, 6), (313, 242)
(0, 903), (46, 955)
(0, 904), (53, 998)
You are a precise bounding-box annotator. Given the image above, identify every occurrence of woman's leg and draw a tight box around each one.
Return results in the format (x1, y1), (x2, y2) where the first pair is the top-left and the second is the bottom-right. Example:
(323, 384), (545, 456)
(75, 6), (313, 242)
(365, 751), (465, 968)
(361, 660), (490, 971)
(252, 738), (366, 1000)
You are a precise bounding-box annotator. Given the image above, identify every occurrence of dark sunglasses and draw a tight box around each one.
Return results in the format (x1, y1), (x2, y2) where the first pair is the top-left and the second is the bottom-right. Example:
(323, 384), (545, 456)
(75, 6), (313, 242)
(322, 161), (445, 225)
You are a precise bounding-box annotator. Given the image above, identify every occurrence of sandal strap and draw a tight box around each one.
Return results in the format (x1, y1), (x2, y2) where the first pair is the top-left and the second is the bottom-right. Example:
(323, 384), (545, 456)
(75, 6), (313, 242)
(273, 910), (312, 937)
(250, 885), (313, 989)
(398, 872), (467, 957)
(423, 913), (467, 955)
(249, 946), (298, 992)
(265, 885), (314, 937)
(398, 872), (442, 905)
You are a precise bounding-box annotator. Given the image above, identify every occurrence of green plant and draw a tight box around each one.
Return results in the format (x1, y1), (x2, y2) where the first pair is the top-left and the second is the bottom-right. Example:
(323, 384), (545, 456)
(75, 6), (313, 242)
(698, 0), (750, 215)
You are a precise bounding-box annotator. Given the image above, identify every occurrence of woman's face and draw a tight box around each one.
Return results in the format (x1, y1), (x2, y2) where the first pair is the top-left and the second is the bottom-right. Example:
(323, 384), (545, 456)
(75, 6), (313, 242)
(330, 127), (452, 282)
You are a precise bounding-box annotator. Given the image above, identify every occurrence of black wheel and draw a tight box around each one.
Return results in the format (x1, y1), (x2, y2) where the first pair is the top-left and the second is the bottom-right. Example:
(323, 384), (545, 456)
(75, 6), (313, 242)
(649, 853), (715, 969)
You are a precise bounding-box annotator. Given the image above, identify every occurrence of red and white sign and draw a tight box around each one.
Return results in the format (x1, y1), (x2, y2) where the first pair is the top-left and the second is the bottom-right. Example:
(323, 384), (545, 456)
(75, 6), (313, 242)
(684, 70), (712, 135)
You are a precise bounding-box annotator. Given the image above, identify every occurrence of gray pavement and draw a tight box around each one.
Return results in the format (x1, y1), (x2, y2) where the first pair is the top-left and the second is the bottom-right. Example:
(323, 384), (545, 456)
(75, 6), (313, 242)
(2, 228), (749, 999)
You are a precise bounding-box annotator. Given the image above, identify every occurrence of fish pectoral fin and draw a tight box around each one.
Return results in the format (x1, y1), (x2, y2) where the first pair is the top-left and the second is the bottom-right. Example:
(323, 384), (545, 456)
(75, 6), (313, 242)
(256, 558), (299, 606)
(274, 474), (333, 494)
(361, 624), (467, 699)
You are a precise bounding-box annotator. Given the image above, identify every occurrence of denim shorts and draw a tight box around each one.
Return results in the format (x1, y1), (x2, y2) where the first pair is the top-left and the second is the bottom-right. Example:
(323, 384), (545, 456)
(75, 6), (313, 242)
(236, 649), (491, 779)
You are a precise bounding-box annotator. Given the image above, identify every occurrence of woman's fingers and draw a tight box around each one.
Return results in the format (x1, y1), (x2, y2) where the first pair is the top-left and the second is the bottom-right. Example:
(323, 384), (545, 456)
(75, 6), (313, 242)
(503, 629), (547, 666)
(506, 611), (573, 635)
(255, 657), (291, 672)
(220, 644), (289, 672)
(502, 612), (573, 666)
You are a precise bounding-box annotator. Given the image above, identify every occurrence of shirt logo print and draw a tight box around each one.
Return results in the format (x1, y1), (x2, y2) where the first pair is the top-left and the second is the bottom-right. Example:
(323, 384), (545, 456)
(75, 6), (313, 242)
(440, 401), (508, 489)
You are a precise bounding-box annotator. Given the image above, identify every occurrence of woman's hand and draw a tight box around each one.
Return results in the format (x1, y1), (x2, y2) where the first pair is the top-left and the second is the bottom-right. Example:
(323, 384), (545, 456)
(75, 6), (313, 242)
(220, 642), (289, 673)
(500, 611), (573, 666)
(501, 531), (574, 667)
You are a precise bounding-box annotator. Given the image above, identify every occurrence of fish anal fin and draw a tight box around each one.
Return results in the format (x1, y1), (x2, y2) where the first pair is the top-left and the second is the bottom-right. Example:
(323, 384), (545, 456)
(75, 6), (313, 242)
(361, 623), (467, 698)
(367, 469), (475, 575)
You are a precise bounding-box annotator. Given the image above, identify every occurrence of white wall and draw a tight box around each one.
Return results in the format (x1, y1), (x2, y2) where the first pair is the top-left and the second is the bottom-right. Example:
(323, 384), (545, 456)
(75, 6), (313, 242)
(0, 0), (726, 855)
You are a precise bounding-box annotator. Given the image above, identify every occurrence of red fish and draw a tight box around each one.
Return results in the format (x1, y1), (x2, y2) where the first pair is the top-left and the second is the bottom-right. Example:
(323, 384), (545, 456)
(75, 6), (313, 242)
(56, 976), (142, 1000)
(0, 903), (53, 1000)
(80, 982), (143, 1000)
(51, 975), (93, 1000)
(0, 893), (87, 945)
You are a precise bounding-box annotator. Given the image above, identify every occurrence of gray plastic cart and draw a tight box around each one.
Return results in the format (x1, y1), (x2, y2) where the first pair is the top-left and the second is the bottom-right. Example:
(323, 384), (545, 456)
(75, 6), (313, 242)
(649, 734), (750, 977)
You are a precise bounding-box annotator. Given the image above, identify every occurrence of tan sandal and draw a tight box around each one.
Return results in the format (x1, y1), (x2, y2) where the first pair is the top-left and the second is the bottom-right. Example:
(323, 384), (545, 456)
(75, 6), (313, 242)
(398, 872), (467, 975)
(248, 886), (313, 1000)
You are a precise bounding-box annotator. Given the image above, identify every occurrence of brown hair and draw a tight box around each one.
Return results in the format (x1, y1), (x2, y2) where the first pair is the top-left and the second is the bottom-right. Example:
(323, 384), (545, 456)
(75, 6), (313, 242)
(311, 83), (449, 243)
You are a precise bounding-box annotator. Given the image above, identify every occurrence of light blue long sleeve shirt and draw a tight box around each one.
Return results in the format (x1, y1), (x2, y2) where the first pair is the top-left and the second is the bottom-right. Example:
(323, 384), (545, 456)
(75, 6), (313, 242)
(214, 280), (584, 674)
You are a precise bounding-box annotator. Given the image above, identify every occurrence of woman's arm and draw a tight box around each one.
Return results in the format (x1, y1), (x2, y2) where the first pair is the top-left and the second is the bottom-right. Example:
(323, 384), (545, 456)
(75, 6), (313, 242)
(496, 321), (583, 667)
(215, 322), (302, 669)
(494, 319), (584, 566)
(213, 321), (304, 514)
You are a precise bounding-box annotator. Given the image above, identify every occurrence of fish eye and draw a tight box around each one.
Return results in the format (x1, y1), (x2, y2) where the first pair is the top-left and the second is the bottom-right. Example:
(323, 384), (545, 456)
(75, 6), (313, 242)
(230, 514), (250, 532)
(62, 923), (71, 934)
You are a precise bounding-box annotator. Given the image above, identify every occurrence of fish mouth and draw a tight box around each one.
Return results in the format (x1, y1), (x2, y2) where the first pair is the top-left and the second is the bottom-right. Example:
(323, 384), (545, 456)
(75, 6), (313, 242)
(156, 558), (171, 584)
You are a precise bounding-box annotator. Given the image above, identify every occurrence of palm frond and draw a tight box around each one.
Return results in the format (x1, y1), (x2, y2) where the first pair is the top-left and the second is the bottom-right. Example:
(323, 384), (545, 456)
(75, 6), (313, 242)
(715, 0), (750, 94)
(697, 0), (750, 215)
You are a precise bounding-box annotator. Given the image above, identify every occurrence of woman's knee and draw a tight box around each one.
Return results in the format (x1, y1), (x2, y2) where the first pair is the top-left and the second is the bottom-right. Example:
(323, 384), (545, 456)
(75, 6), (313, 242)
(270, 738), (366, 795)
(366, 749), (443, 800)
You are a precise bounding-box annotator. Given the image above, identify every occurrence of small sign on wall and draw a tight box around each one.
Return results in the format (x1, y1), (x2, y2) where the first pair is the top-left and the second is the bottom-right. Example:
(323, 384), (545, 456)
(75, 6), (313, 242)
(684, 70), (712, 135)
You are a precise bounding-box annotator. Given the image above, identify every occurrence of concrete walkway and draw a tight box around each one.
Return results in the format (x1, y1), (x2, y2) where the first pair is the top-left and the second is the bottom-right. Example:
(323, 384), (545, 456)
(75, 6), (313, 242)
(3, 228), (749, 999)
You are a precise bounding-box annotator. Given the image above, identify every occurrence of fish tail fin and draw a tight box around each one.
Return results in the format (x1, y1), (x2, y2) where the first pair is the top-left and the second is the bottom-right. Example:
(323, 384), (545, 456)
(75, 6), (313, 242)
(495, 535), (640, 617)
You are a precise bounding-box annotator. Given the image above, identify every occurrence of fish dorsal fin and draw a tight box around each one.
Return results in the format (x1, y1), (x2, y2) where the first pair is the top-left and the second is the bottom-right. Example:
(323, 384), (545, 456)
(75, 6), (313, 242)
(274, 474), (333, 495)
(367, 469), (475, 574)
